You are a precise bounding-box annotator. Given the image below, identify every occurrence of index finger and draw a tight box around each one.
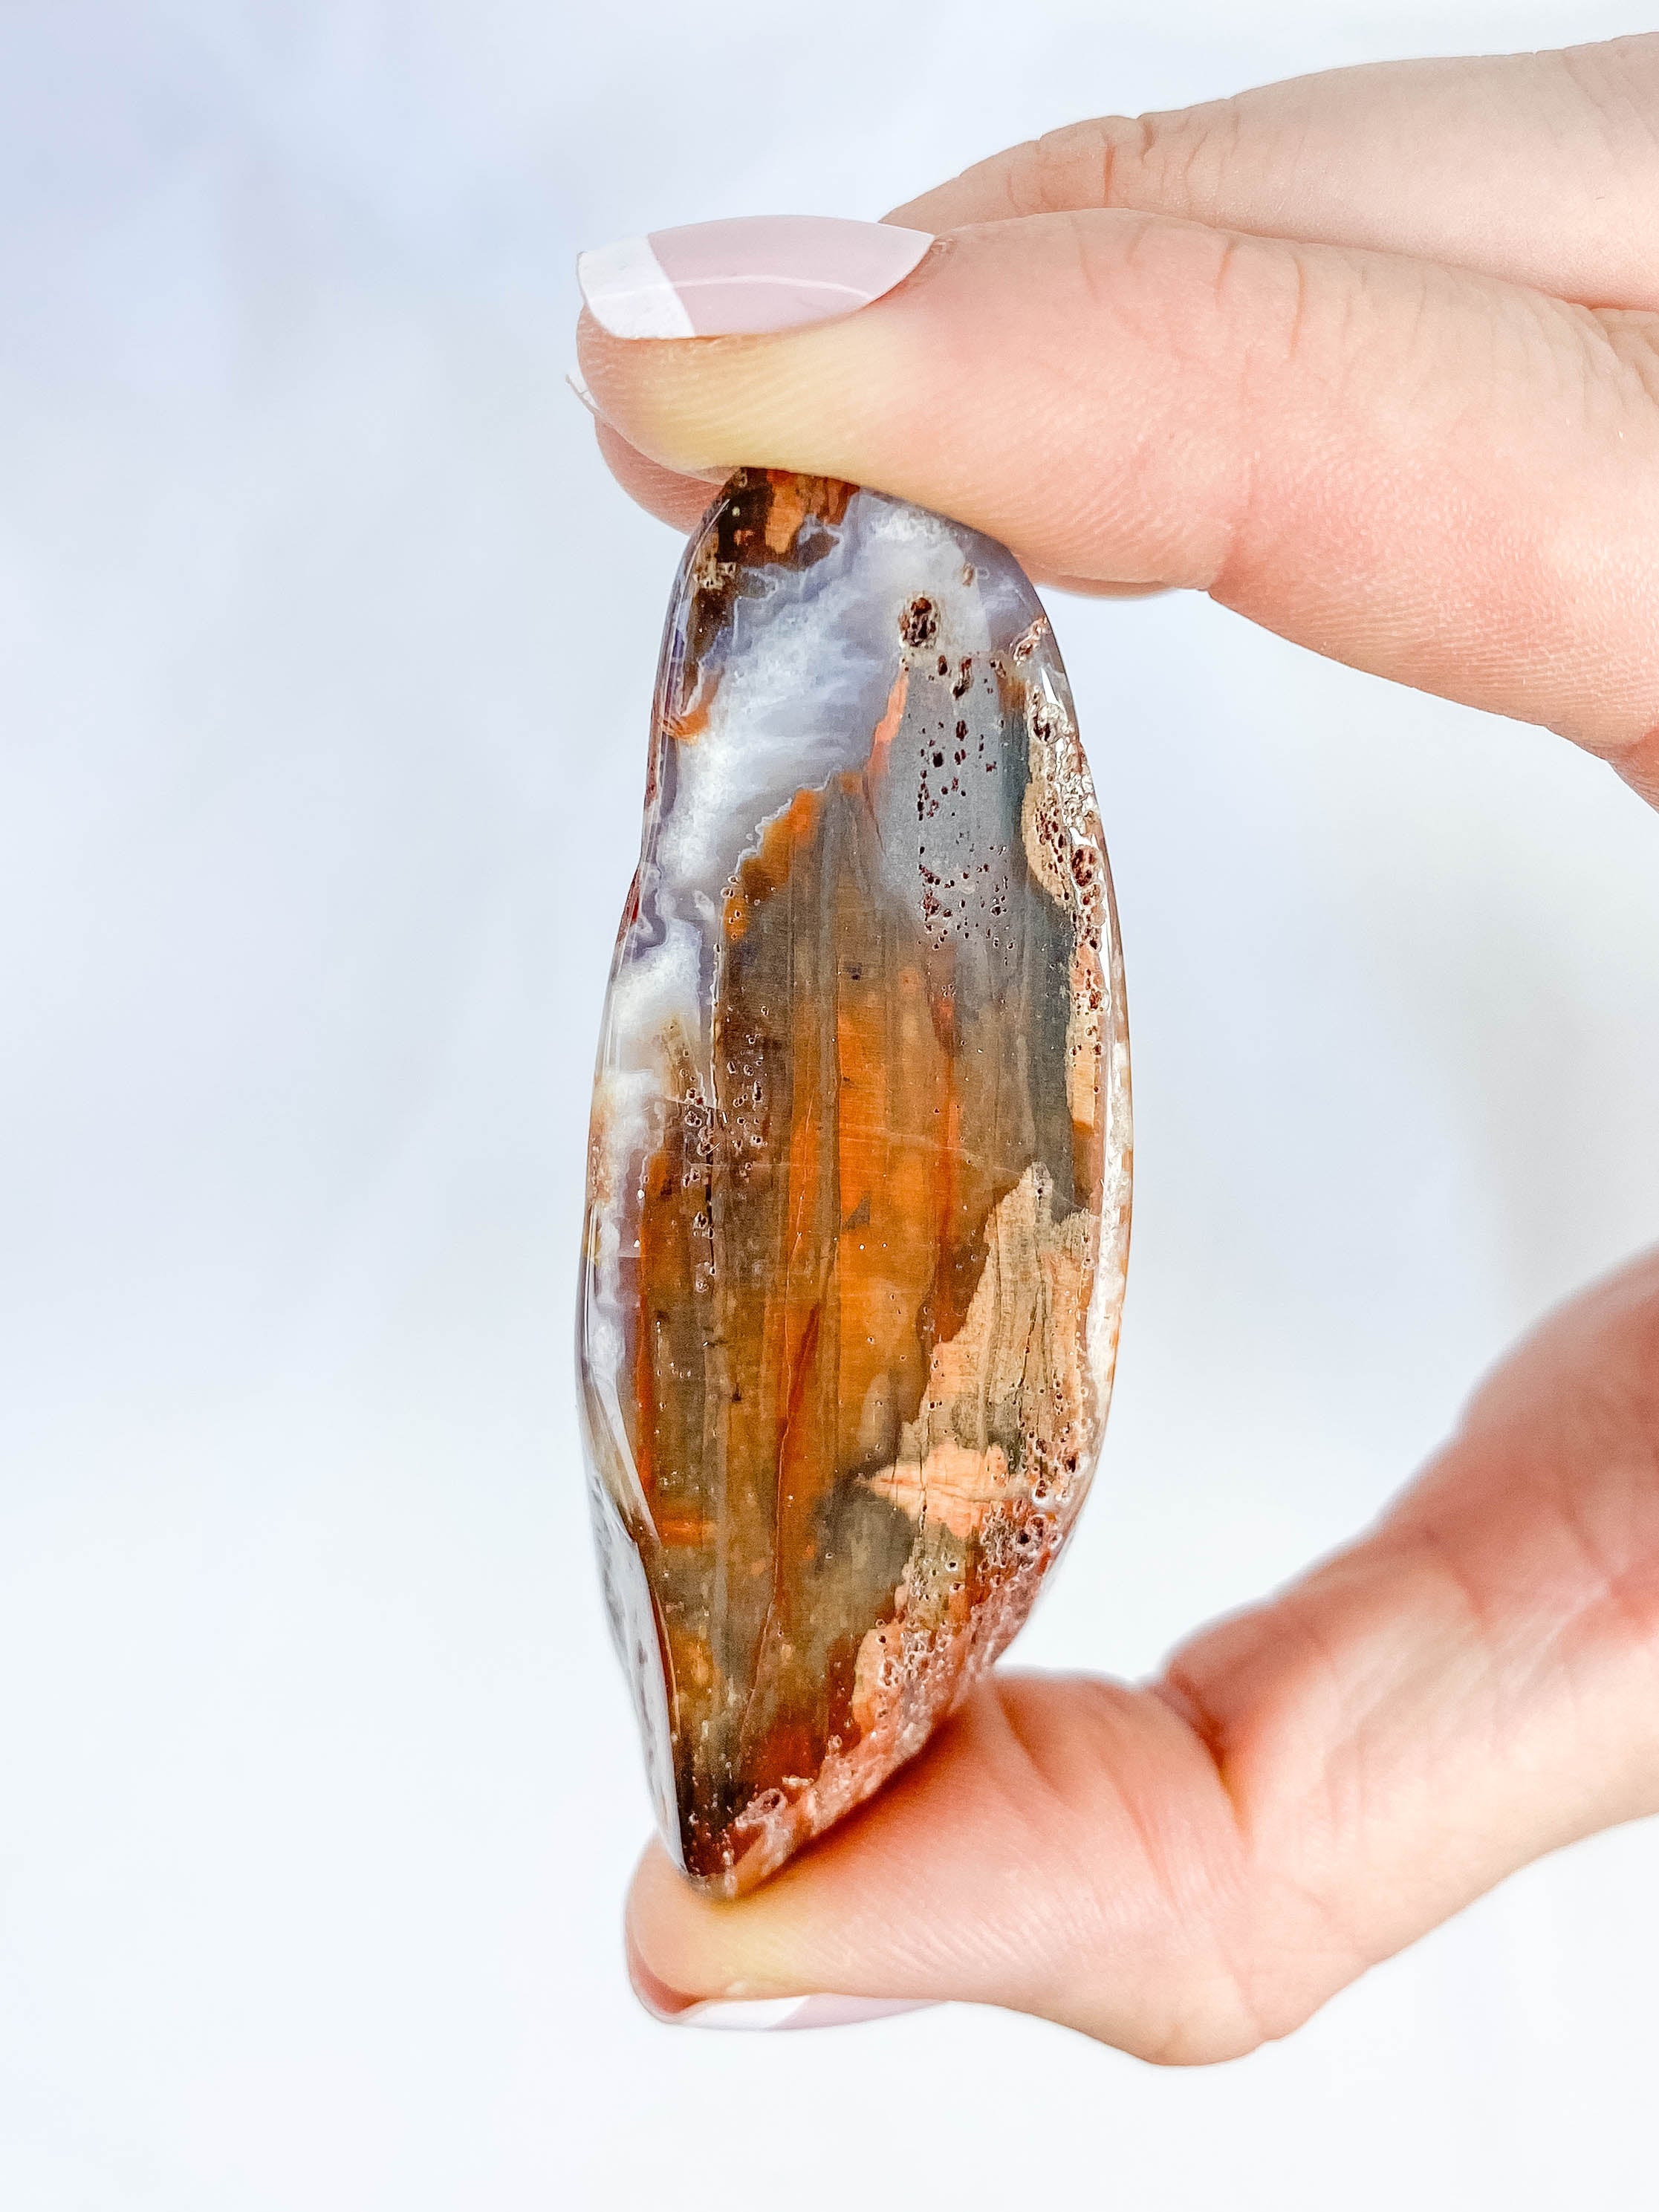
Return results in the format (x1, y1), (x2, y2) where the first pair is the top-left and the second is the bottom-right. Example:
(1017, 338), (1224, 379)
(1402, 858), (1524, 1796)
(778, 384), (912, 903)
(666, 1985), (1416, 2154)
(889, 36), (1659, 310)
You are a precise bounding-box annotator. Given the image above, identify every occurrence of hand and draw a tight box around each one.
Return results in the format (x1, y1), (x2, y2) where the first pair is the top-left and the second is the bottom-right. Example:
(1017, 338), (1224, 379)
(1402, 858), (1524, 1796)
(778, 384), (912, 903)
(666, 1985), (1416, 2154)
(576, 36), (1659, 2056)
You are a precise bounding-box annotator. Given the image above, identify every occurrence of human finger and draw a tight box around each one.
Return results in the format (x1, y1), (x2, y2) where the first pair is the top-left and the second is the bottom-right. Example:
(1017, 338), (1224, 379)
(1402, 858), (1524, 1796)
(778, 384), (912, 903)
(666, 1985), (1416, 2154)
(583, 410), (1167, 597)
(590, 414), (723, 535)
(888, 36), (1659, 311)
(626, 1248), (1659, 2054)
(577, 211), (1659, 792)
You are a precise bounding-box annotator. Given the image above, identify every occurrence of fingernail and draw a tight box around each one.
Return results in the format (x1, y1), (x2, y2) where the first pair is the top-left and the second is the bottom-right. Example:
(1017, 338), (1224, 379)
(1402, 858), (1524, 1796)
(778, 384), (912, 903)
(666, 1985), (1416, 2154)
(577, 215), (933, 340)
(626, 1933), (932, 2030)
(678, 1994), (935, 2031)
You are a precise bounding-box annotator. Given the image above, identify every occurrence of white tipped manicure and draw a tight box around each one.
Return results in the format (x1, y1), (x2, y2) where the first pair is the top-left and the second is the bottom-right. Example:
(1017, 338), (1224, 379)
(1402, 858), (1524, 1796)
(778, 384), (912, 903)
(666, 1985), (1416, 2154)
(577, 235), (696, 340)
(674, 1994), (935, 2032)
(578, 215), (933, 339)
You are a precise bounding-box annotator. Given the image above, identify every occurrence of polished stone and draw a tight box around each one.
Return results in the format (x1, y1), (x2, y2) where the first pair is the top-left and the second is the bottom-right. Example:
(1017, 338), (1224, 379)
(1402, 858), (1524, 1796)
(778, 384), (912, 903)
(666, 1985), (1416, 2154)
(579, 469), (1130, 1895)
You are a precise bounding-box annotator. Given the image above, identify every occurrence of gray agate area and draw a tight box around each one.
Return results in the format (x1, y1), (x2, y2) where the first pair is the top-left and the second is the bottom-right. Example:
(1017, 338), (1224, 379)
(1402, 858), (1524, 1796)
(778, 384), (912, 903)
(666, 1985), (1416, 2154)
(582, 483), (1088, 1537)
(579, 470), (1129, 1888)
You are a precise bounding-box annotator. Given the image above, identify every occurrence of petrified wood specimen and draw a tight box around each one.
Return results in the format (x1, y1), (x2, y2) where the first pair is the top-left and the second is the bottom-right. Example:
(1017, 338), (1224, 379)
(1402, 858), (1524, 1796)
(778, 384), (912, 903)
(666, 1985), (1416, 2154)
(579, 469), (1130, 1895)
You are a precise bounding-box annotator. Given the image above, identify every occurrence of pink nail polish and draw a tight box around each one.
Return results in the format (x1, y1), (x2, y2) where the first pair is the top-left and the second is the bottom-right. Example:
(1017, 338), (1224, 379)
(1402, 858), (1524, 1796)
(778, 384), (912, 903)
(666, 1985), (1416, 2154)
(577, 215), (933, 340)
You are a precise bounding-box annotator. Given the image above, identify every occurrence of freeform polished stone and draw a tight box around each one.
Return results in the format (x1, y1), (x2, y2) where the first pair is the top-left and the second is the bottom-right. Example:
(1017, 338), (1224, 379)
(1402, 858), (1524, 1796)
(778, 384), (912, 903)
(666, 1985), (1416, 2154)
(579, 469), (1131, 1896)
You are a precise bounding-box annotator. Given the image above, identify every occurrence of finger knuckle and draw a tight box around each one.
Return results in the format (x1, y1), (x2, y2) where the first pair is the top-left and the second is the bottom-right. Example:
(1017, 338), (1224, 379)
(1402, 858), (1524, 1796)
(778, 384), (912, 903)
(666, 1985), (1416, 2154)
(1018, 104), (1250, 224)
(1016, 117), (1152, 218)
(1130, 94), (1252, 221)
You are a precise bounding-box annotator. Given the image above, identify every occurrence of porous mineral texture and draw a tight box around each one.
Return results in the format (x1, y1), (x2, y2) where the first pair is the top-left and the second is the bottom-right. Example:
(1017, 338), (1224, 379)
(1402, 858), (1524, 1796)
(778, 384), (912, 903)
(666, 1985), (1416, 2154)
(579, 469), (1130, 1896)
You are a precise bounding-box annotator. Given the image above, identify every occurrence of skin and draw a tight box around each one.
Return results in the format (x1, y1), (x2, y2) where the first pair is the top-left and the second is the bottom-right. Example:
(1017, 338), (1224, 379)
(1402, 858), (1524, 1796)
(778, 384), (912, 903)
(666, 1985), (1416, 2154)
(577, 35), (1659, 2058)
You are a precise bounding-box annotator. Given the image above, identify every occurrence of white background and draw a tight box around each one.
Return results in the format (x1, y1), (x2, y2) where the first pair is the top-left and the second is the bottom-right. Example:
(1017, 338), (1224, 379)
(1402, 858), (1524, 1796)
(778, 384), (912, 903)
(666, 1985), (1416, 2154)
(1, 2), (1657, 2205)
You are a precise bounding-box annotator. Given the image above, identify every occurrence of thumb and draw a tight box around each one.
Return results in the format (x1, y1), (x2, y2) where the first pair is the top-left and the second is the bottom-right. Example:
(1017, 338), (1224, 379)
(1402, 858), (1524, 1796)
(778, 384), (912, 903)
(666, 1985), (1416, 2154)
(626, 1672), (1273, 2058)
(577, 212), (1659, 793)
(625, 1246), (1659, 2053)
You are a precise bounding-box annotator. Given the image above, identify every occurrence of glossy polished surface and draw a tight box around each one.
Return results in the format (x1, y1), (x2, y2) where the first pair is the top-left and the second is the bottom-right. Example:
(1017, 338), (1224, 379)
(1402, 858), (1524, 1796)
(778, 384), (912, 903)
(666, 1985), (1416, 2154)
(579, 471), (1130, 1893)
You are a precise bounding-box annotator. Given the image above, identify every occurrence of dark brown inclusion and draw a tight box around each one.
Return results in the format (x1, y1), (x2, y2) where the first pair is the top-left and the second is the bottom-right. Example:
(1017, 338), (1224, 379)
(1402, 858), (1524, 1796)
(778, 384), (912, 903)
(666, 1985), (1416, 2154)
(581, 472), (1128, 1894)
